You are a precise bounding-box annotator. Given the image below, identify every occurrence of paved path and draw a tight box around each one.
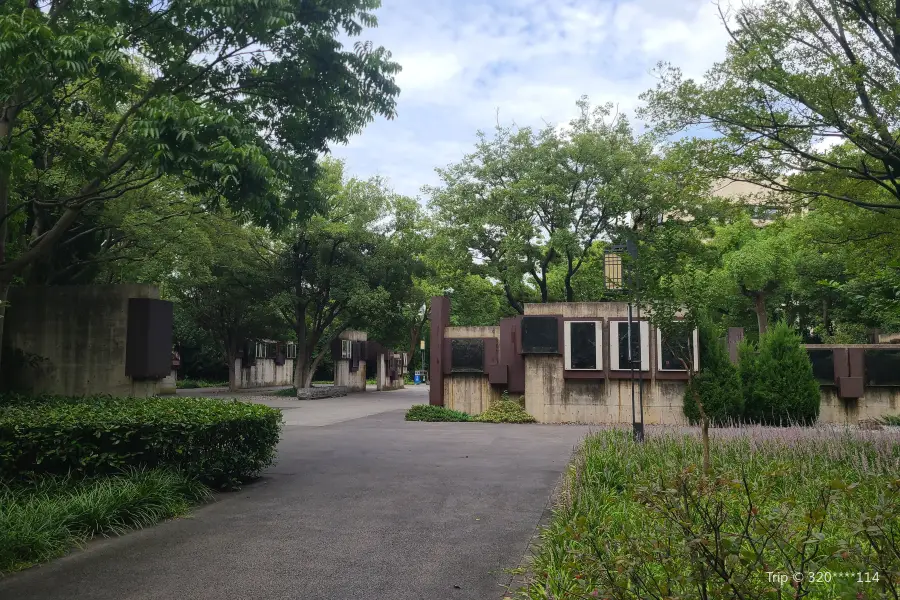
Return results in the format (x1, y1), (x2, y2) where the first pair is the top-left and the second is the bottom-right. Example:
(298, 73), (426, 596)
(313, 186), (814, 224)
(0, 387), (592, 600)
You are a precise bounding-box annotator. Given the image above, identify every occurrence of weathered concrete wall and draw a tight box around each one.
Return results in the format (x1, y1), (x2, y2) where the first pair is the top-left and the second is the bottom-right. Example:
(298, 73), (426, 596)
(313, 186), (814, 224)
(445, 326), (500, 339)
(235, 358), (295, 388)
(820, 387), (900, 424)
(522, 302), (684, 424)
(444, 374), (503, 414)
(443, 325), (501, 414)
(2, 285), (160, 397)
(334, 330), (367, 392)
(158, 370), (177, 395)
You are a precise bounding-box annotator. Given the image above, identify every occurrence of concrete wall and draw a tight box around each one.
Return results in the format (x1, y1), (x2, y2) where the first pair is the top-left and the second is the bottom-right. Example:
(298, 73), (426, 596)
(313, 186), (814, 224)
(159, 370), (177, 395)
(235, 358), (295, 388)
(334, 330), (367, 392)
(521, 303), (689, 424)
(820, 387), (900, 424)
(2, 285), (161, 397)
(443, 325), (502, 414)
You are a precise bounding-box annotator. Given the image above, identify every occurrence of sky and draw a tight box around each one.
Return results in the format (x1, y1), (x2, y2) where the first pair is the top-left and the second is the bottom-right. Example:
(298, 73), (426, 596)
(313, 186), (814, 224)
(330, 0), (734, 200)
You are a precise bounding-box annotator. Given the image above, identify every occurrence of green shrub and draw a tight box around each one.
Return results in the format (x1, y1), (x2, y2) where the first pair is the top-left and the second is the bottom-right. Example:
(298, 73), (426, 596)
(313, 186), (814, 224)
(272, 387), (298, 397)
(0, 469), (209, 573)
(475, 398), (536, 423)
(0, 395), (283, 489)
(739, 321), (821, 425)
(883, 414), (900, 426)
(405, 404), (472, 422)
(683, 324), (743, 425)
(176, 379), (227, 389)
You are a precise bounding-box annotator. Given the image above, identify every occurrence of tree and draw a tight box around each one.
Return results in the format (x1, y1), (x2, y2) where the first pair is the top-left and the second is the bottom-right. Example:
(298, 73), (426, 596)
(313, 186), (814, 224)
(739, 321), (821, 425)
(266, 160), (421, 389)
(0, 0), (400, 360)
(163, 215), (283, 390)
(428, 98), (652, 312)
(641, 0), (900, 213)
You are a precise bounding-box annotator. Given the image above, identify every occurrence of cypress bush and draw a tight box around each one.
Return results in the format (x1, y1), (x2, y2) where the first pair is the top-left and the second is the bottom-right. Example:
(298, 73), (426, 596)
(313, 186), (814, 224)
(683, 323), (743, 425)
(739, 322), (821, 425)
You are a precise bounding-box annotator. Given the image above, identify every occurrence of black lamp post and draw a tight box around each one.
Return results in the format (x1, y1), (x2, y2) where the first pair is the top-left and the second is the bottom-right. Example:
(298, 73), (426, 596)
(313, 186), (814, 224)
(604, 238), (644, 442)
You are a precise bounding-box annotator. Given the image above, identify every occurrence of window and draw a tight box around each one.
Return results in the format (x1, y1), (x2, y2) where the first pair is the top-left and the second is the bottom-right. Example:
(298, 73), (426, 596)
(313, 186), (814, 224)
(656, 327), (699, 371)
(255, 341), (268, 359)
(521, 316), (560, 354)
(286, 343), (297, 359)
(610, 321), (650, 371)
(340, 339), (352, 359)
(564, 321), (602, 370)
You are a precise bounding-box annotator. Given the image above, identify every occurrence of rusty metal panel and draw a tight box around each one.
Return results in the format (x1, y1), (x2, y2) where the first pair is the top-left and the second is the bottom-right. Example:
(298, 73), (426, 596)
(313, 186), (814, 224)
(833, 348), (850, 379)
(125, 298), (173, 379)
(430, 296), (450, 406)
(501, 317), (526, 393)
(838, 376), (864, 399)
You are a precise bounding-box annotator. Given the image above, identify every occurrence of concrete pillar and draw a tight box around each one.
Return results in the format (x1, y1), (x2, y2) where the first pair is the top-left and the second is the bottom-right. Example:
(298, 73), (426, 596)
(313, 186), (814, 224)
(429, 296), (450, 406)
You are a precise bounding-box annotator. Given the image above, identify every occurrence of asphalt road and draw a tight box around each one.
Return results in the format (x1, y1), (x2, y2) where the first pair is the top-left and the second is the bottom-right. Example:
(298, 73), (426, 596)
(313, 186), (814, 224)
(0, 387), (592, 600)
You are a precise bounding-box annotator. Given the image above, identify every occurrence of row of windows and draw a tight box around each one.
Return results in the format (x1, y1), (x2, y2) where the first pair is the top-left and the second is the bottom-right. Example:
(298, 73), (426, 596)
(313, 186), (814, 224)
(253, 342), (298, 360)
(562, 320), (699, 372)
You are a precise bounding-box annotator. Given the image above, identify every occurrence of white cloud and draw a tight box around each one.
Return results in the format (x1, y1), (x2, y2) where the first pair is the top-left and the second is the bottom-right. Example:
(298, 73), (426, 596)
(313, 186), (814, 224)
(331, 0), (733, 199)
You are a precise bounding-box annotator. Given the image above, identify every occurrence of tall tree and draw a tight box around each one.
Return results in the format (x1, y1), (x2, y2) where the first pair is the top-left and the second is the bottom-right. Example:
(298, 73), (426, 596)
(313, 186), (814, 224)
(428, 98), (652, 312)
(266, 160), (421, 389)
(641, 0), (900, 213)
(0, 0), (400, 359)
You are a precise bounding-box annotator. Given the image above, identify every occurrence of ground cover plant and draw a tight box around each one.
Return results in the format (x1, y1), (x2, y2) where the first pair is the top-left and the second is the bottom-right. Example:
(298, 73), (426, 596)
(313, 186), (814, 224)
(520, 427), (900, 600)
(0, 469), (209, 574)
(176, 379), (228, 389)
(406, 398), (537, 423)
(405, 404), (473, 422)
(0, 394), (283, 489)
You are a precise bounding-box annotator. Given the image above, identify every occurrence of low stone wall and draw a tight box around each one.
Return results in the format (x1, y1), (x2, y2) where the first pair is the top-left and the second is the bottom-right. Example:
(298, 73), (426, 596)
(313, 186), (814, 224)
(296, 386), (349, 399)
(236, 357), (294, 389)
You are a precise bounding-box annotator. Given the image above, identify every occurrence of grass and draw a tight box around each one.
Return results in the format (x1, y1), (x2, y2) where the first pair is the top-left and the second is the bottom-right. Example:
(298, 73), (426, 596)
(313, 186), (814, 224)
(176, 379), (227, 389)
(406, 404), (473, 421)
(883, 414), (900, 426)
(520, 426), (900, 600)
(0, 469), (209, 573)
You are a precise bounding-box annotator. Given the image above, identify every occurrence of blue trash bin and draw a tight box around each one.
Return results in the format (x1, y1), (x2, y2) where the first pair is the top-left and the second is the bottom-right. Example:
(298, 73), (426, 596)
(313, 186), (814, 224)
(414, 374), (421, 384)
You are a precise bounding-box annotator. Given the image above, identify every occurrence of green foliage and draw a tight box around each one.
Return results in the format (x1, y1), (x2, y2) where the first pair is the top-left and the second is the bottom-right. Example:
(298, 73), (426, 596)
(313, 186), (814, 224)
(683, 324), (743, 425)
(0, 469), (209, 573)
(523, 428), (900, 600)
(404, 405), (473, 422)
(739, 322), (821, 425)
(882, 415), (900, 427)
(0, 395), (282, 489)
(473, 398), (536, 424)
(176, 379), (227, 389)
(428, 97), (655, 312)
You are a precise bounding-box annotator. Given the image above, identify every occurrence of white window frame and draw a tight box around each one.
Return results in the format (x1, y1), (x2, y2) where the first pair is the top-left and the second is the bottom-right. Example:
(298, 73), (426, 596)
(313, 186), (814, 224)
(340, 339), (352, 359)
(610, 320), (650, 371)
(656, 326), (700, 372)
(564, 320), (603, 371)
(255, 342), (267, 359)
(286, 343), (297, 359)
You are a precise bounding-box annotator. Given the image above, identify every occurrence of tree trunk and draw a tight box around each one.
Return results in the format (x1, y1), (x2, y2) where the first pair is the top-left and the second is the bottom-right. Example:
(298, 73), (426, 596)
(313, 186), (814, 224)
(292, 303), (308, 388)
(0, 278), (11, 374)
(303, 351), (326, 388)
(227, 338), (238, 391)
(753, 293), (768, 335)
(701, 417), (711, 475)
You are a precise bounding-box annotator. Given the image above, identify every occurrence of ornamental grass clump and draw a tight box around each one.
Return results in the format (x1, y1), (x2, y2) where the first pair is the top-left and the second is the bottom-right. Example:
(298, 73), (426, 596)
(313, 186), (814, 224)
(523, 426), (900, 600)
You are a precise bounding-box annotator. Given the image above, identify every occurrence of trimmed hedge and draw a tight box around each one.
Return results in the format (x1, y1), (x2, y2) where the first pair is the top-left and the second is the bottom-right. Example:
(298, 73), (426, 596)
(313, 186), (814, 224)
(683, 324), (743, 425)
(0, 395), (282, 489)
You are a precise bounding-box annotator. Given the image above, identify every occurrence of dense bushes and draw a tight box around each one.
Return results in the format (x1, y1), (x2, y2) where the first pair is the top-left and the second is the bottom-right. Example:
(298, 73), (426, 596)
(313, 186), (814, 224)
(1, 469), (209, 573)
(683, 324), (743, 425)
(523, 428), (900, 600)
(0, 395), (283, 489)
(405, 398), (537, 423)
(405, 404), (472, 422)
(475, 398), (536, 423)
(740, 321), (821, 425)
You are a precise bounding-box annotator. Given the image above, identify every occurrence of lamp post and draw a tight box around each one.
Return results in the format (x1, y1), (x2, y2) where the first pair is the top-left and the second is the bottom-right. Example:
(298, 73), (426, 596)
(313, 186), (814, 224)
(420, 339), (426, 384)
(604, 238), (644, 442)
